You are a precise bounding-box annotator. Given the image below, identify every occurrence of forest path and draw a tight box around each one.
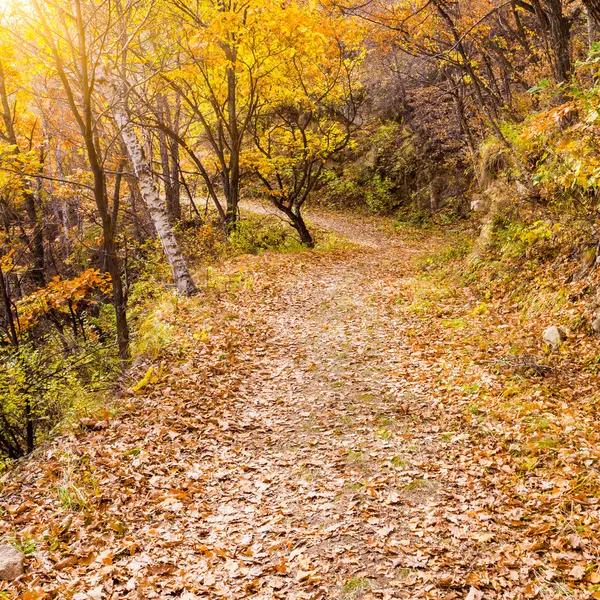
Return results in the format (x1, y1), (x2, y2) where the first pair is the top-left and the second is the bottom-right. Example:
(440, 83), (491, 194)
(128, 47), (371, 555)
(2, 209), (571, 599)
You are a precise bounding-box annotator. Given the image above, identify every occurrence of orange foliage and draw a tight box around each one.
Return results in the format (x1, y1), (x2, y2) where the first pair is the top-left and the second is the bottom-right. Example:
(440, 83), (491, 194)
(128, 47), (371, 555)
(16, 269), (112, 332)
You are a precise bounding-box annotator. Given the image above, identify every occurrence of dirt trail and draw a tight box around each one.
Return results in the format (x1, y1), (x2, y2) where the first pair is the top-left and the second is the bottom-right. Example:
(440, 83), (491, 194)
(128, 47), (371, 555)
(1, 210), (589, 599)
(240, 201), (404, 250)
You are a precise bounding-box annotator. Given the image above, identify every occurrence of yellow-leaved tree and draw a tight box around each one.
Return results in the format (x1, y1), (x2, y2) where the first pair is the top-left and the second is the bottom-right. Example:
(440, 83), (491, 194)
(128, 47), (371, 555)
(163, 0), (364, 239)
(245, 3), (365, 246)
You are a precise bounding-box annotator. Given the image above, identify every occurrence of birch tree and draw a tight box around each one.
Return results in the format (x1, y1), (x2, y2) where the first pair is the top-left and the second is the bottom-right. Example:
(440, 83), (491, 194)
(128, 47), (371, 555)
(98, 64), (197, 296)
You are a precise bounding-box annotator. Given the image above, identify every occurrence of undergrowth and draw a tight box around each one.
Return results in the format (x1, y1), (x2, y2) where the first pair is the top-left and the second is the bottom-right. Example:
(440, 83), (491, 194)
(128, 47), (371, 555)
(402, 209), (600, 523)
(0, 211), (346, 469)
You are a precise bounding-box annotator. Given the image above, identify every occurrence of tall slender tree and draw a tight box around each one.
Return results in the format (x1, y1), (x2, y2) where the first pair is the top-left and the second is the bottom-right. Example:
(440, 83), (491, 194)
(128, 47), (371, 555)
(30, 0), (131, 361)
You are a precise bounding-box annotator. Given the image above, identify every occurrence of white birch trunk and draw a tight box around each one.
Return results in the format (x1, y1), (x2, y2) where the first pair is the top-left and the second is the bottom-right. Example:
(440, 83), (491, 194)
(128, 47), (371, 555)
(98, 69), (197, 296)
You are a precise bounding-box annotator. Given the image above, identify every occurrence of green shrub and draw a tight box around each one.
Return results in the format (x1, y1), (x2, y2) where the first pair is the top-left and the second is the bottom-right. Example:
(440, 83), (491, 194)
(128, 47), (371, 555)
(365, 174), (396, 214)
(228, 216), (302, 255)
(318, 170), (365, 208)
(394, 207), (431, 228)
(493, 219), (560, 262)
(0, 333), (119, 461)
(316, 120), (417, 214)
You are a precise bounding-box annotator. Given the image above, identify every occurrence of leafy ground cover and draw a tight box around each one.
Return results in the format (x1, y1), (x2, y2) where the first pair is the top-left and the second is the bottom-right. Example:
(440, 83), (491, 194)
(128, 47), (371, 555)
(1, 207), (599, 599)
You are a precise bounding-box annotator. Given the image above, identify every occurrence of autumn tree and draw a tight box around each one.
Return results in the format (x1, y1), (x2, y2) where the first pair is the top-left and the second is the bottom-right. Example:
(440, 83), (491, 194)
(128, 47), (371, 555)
(27, 0), (131, 360)
(161, 0), (350, 228)
(513, 0), (574, 83)
(247, 5), (364, 246)
(0, 55), (45, 289)
(334, 0), (592, 201)
(94, 0), (197, 296)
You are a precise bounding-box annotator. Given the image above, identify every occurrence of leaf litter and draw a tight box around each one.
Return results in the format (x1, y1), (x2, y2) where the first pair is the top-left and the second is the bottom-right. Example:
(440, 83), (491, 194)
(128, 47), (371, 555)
(1, 209), (600, 599)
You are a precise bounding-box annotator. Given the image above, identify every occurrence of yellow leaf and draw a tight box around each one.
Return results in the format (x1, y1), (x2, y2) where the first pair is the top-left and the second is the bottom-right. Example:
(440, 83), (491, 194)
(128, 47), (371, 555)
(131, 366), (154, 393)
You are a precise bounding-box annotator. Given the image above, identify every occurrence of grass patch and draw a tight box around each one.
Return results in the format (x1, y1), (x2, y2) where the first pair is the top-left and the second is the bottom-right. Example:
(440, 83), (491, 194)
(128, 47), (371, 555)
(462, 384), (481, 395)
(124, 448), (142, 457)
(376, 427), (393, 441)
(534, 435), (558, 450)
(442, 318), (468, 329)
(527, 416), (552, 432)
(517, 456), (539, 472)
(11, 534), (36, 556)
(408, 300), (434, 315)
(56, 481), (89, 512)
(403, 477), (432, 491)
(397, 567), (419, 580)
(342, 576), (373, 596)
(345, 449), (366, 464)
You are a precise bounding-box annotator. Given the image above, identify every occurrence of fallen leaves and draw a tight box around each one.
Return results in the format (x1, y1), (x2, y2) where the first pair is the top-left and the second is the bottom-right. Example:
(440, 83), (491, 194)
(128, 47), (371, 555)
(466, 587), (485, 600)
(1, 210), (600, 599)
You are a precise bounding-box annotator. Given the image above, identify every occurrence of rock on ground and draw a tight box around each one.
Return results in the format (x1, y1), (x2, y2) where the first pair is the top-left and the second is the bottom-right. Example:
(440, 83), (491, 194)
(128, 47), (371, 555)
(0, 545), (24, 580)
(543, 325), (567, 348)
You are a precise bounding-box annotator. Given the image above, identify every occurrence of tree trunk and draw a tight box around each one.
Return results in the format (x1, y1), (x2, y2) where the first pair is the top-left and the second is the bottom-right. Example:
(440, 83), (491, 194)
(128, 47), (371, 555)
(585, 2), (599, 45)
(583, 0), (600, 30)
(168, 96), (182, 221)
(511, 1), (537, 60)
(0, 266), (18, 346)
(158, 126), (176, 220)
(117, 108), (197, 295)
(158, 96), (181, 222)
(429, 179), (440, 212)
(126, 177), (148, 243)
(86, 134), (130, 363)
(24, 394), (34, 454)
(226, 63), (240, 228)
(226, 165), (240, 227)
(101, 71), (197, 296)
(95, 175), (130, 363)
(539, 0), (572, 82)
(516, 0), (573, 82)
(169, 130), (182, 221)
(293, 215), (314, 247)
(24, 191), (45, 288)
(279, 204), (314, 247)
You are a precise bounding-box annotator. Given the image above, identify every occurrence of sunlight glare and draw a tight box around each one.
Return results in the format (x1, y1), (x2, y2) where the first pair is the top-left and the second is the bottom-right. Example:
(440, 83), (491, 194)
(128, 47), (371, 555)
(0, 0), (13, 16)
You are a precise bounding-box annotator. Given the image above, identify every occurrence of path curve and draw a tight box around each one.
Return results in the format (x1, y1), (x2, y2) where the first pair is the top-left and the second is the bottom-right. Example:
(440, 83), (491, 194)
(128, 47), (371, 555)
(1, 210), (563, 600)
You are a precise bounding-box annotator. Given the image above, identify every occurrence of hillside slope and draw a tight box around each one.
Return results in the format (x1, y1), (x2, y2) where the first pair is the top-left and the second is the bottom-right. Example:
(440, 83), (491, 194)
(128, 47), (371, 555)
(2, 211), (599, 600)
